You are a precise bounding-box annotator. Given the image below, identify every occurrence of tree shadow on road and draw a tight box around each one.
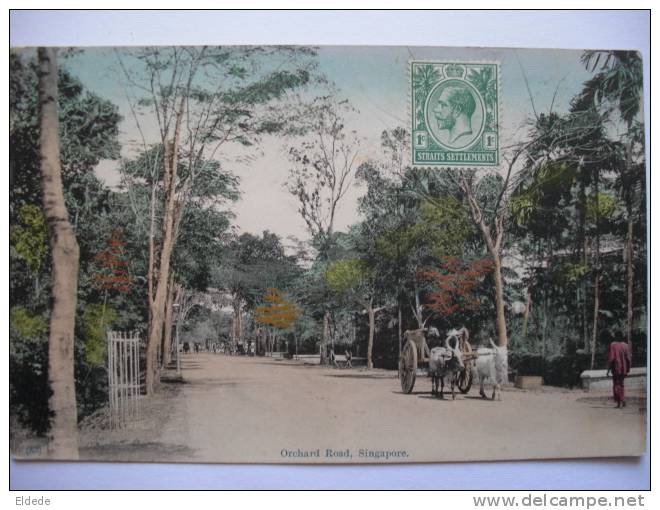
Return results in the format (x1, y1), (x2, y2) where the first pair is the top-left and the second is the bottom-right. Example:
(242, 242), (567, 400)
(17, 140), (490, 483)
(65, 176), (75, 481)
(325, 373), (396, 380)
(417, 394), (464, 402)
(79, 441), (196, 462)
(463, 395), (494, 401)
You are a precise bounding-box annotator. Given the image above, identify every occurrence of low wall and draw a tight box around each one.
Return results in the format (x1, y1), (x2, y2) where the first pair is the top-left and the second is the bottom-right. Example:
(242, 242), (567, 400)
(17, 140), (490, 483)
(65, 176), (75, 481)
(580, 367), (647, 392)
(293, 354), (367, 367)
(295, 354), (320, 364)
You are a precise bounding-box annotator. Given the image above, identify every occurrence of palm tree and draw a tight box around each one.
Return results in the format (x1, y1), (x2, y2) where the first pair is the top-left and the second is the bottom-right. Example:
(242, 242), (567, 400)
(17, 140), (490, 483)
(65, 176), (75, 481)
(580, 51), (644, 348)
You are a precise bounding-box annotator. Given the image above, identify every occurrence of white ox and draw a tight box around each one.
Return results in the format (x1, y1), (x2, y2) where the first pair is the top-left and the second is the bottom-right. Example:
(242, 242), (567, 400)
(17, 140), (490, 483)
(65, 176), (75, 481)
(428, 334), (464, 400)
(473, 339), (508, 401)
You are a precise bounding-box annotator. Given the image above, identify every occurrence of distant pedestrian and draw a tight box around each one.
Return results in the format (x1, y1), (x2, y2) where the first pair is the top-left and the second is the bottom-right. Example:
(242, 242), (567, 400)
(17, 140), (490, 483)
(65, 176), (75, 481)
(329, 348), (336, 367)
(345, 350), (352, 369)
(604, 330), (632, 408)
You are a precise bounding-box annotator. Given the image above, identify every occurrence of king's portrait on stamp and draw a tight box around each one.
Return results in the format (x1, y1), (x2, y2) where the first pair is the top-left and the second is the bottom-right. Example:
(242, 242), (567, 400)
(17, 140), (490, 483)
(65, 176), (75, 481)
(412, 61), (499, 167)
(432, 82), (479, 147)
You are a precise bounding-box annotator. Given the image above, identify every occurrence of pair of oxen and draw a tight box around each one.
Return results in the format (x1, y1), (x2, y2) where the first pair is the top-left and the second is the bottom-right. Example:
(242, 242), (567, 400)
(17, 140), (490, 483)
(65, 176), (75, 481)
(406, 327), (508, 401)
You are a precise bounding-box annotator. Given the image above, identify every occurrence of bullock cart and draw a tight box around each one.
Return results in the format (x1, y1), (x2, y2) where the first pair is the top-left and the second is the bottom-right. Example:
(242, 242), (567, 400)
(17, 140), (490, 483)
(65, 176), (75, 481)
(397, 328), (478, 394)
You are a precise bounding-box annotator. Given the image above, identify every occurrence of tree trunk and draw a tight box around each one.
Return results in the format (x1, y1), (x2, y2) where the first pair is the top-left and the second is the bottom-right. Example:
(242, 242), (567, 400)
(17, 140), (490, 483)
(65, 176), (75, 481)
(590, 274), (600, 369)
(38, 47), (80, 459)
(147, 166), (157, 329)
(412, 281), (423, 328)
(238, 305), (243, 346)
(541, 288), (548, 359)
(522, 291), (532, 338)
(397, 300), (402, 356)
(461, 176), (508, 348)
(579, 176), (589, 352)
(492, 257), (508, 347)
(624, 137), (635, 348)
(145, 91), (186, 395)
(321, 310), (331, 364)
(145, 150), (175, 394)
(590, 181), (601, 370)
(366, 299), (375, 370)
(232, 298), (242, 350)
(162, 275), (175, 366)
(626, 215), (634, 347)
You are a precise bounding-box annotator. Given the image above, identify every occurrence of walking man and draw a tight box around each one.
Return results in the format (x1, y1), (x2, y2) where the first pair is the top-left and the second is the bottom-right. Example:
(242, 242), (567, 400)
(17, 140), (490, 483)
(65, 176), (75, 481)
(605, 330), (633, 408)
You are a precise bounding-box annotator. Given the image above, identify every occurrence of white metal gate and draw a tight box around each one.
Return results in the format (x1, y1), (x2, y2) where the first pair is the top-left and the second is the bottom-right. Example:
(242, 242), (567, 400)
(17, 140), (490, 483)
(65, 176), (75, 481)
(107, 330), (141, 428)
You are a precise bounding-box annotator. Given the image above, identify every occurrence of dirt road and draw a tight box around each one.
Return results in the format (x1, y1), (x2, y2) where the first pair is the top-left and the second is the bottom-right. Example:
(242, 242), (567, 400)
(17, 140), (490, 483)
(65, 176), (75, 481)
(80, 353), (646, 463)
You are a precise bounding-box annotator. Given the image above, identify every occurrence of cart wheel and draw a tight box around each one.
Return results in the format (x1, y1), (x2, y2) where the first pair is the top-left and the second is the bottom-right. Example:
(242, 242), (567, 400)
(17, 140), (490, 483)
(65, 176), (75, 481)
(457, 366), (473, 394)
(458, 341), (474, 394)
(398, 341), (417, 394)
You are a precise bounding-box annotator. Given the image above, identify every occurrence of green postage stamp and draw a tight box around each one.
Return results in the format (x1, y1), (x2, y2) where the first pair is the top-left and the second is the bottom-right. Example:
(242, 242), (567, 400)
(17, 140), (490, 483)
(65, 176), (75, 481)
(411, 61), (500, 167)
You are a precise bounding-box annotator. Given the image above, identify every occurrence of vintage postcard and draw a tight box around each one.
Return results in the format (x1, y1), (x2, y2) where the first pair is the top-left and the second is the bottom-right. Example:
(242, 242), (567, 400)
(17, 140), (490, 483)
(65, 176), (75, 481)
(10, 45), (647, 464)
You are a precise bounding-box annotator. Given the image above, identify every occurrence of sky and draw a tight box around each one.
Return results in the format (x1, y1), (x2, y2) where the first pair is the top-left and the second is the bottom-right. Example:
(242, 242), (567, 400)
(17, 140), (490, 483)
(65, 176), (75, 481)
(62, 45), (595, 245)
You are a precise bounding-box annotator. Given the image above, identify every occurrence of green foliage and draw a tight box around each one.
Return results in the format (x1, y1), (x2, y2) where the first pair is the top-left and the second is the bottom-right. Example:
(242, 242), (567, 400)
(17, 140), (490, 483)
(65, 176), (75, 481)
(10, 332), (50, 435)
(563, 262), (589, 283)
(508, 194), (536, 227)
(509, 162), (575, 227)
(82, 304), (118, 366)
(586, 192), (618, 221)
(579, 51), (643, 127)
(10, 307), (48, 340)
(420, 198), (473, 258)
(10, 307), (50, 435)
(376, 197), (471, 261)
(10, 52), (121, 212)
(326, 259), (371, 293)
(215, 231), (301, 311)
(10, 204), (47, 273)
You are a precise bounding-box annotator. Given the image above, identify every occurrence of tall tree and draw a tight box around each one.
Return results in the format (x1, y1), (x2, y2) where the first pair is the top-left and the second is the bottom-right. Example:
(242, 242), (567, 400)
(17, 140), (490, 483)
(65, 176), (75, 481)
(118, 46), (316, 393)
(38, 47), (79, 459)
(287, 97), (361, 361)
(10, 51), (121, 436)
(326, 258), (378, 369)
(287, 98), (361, 249)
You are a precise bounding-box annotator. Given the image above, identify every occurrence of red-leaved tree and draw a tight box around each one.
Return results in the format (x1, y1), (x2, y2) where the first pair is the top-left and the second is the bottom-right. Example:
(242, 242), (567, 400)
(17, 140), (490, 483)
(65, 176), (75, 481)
(92, 229), (132, 294)
(419, 257), (494, 320)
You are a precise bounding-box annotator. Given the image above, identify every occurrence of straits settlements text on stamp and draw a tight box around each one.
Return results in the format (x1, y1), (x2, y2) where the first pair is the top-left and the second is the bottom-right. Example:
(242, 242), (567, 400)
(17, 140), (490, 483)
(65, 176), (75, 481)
(411, 61), (500, 167)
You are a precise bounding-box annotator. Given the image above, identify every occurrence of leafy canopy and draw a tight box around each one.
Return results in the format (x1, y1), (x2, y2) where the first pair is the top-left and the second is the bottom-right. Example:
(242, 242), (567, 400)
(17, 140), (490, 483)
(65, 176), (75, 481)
(255, 288), (300, 331)
(326, 258), (371, 294)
